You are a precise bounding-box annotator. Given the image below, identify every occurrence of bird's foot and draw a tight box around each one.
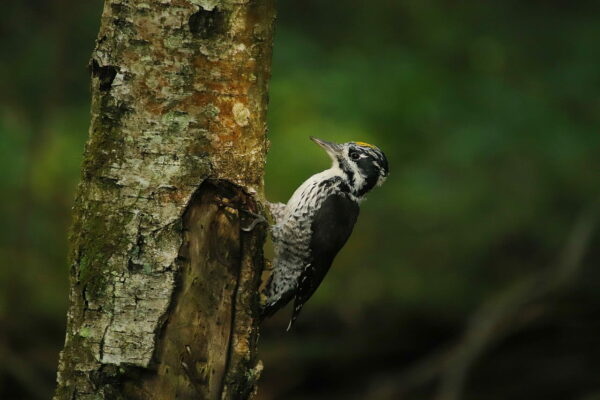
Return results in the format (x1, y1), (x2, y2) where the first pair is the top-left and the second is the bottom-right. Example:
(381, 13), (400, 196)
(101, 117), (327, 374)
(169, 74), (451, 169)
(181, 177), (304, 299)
(241, 210), (268, 232)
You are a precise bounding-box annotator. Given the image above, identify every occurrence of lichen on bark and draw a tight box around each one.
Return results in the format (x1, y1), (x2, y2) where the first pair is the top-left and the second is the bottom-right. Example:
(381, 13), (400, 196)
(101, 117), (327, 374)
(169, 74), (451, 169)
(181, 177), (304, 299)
(54, 0), (275, 398)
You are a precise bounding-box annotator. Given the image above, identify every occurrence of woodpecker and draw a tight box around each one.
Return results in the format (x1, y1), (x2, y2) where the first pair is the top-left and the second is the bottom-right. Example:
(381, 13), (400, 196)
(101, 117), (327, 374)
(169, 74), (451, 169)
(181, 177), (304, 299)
(263, 137), (389, 329)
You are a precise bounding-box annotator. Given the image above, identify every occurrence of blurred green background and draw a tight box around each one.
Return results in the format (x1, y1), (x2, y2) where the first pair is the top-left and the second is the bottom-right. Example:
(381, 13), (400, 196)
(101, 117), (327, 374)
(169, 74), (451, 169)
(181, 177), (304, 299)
(2, 1), (599, 399)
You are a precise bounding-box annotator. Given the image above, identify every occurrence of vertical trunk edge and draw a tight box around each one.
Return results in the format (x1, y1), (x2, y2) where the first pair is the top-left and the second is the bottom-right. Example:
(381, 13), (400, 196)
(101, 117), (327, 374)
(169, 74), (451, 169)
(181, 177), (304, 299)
(54, 0), (276, 398)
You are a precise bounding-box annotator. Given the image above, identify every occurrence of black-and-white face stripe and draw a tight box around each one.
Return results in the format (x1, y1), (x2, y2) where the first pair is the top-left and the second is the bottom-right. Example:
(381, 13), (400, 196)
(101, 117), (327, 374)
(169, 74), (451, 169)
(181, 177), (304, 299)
(310, 137), (388, 198)
(336, 142), (388, 197)
(353, 145), (388, 174)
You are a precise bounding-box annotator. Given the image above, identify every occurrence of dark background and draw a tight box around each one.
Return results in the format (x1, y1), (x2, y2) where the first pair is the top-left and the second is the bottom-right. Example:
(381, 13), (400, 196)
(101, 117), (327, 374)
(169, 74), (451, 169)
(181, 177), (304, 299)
(1, 1), (599, 399)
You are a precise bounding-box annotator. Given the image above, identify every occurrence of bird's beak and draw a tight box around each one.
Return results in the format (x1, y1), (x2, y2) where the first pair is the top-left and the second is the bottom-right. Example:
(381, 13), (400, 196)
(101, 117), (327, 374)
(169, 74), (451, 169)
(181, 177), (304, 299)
(310, 137), (343, 158)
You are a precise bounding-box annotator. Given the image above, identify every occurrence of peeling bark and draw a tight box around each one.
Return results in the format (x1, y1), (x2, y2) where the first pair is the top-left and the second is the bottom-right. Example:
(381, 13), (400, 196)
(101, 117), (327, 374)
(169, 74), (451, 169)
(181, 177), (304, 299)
(54, 0), (275, 398)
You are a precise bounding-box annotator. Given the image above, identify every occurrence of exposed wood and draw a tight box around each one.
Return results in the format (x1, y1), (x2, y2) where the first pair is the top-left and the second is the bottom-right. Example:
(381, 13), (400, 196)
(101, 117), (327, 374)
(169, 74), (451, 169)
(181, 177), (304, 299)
(122, 181), (265, 399)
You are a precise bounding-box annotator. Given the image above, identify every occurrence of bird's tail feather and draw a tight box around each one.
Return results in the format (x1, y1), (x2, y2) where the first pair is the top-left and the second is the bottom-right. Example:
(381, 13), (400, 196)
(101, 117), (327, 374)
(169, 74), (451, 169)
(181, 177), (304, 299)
(286, 300), (304, 331)
(261, 290), (294, 321)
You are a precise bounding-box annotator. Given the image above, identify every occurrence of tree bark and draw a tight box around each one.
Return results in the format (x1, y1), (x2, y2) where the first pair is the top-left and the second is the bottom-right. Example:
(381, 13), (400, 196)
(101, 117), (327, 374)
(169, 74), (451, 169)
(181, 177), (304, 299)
(54, 1), (275, 399)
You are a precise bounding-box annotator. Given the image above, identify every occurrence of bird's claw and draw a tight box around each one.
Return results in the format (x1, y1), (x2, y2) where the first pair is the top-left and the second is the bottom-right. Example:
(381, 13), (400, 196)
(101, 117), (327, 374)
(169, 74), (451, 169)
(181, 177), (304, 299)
(241, 211), (268, 232)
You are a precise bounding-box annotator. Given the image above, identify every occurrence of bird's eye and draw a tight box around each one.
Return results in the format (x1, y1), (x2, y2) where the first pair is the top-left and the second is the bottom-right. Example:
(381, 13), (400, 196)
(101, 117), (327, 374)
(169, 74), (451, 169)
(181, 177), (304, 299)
(350, 151), (360, 160)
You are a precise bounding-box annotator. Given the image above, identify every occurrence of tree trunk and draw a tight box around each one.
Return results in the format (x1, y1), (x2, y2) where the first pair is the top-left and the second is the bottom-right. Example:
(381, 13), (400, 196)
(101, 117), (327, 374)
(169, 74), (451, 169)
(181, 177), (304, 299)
(54, 1), (275, 399)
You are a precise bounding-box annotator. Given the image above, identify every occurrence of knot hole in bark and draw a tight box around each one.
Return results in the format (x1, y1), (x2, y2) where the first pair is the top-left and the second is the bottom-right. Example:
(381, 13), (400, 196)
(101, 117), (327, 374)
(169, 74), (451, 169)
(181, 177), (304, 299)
(189, 8), (227, 39)
(91, 59), (118, 91)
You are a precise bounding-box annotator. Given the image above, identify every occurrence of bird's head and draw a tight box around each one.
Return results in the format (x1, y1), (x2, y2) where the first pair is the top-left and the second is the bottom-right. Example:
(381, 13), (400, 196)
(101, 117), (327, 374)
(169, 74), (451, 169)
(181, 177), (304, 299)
(311, 136), (389, 198)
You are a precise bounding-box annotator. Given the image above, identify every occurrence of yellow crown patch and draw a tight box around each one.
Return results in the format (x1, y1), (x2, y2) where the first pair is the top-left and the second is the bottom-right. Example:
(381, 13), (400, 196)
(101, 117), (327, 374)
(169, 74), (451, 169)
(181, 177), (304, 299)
(355, 141), (377, 149)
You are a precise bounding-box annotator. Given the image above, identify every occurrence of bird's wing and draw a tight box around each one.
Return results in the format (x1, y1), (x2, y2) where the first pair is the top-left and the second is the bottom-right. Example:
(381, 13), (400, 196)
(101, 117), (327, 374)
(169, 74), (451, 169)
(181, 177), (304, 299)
(287, 193), (359, 329)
